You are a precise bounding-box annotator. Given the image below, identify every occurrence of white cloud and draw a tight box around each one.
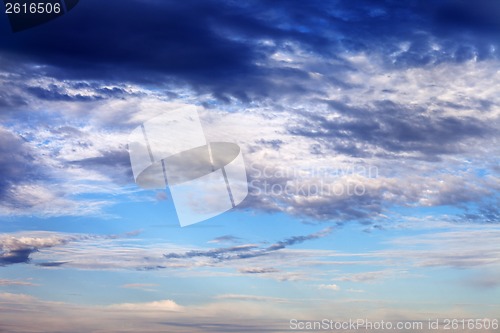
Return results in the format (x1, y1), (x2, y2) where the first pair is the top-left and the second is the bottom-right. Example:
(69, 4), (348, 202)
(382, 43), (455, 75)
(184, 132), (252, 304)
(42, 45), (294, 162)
(108, 299), (183, 312)
(335, 270), (406, 283)
(214, 294), (290, 303)
(319, 284), (340, 291)
(346, 288), (365, 293)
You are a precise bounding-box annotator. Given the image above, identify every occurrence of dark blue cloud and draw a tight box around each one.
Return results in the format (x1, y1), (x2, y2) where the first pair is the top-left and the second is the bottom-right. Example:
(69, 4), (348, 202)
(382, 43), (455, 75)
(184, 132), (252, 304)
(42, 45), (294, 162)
(0, 248), (36, 265)
(1, 0), (262, 96)
(0, 0), (498, 101)
(436, 0), (500, 32)
(36, 261), (68, 267)
(26, 85), (100, 101)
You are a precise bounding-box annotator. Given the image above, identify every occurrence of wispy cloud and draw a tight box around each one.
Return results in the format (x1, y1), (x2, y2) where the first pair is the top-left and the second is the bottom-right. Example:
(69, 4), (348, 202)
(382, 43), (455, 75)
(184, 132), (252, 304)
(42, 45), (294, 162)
(335, 270), (406, 283)
(238, 267), (279, 274)
(121, 283), (159, 292)
(0, 279), (37, 287)
(214, 294), (290, 303)
(208, 235), (242, 244)
(0, 231), (140, 266)
(108, 299), (183, 312)
(164, 227), (333, 262)
(318, 284), (340, 291)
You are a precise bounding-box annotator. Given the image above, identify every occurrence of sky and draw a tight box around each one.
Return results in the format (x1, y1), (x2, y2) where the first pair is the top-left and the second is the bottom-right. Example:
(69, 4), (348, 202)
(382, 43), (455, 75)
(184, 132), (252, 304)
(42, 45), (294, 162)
(0, 0), (499, 332)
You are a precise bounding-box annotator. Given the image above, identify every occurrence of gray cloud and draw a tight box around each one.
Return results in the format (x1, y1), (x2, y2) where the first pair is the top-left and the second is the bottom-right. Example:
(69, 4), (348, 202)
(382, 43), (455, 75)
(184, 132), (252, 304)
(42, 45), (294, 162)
(208, 235), (242, 244)
(0, 90), (27, 109)
(238, 267), (279, 274)
(68, 149), (134, 184)
(290, 100), (495, 159)
(335, 270), (404, 283)
(35, 262), (68, 267)
(164, 228), (333, 262)
(0, 127), (42, 202)
(25, 85), (102, 102)
(465, 271), (500, 289)
(163, 244), (260, 261)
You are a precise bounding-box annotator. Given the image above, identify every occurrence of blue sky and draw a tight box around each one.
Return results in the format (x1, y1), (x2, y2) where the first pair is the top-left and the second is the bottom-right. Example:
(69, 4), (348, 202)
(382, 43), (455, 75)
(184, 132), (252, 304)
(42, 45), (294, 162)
(0, 0), (499, 332)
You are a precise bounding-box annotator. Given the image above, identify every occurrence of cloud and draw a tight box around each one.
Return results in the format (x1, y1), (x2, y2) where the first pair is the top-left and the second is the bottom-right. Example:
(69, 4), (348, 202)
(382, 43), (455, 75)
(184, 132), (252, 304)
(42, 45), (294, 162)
(0, 3), (498, 331)
(0, 279), (37, 287)
(238, 267), (279, 274)
(67, 149), (133, 184)
(0, 90), (27, 109)
(35, 262), (68, 267)
(1, 0), (497, 103)
(164, 227), (333, 262)
(290, 100), (493, 158)
(318, 284), (340, 291)
(208, 235), (242, 244)
(26, 85), (101, 102)
(2, 290), (480, 333)
(0, 232), (70, 266)
(2, 224), (500, 291)
(214, 294), (289, 303)
(436, 0), (500, 32)
(460, 204), (500, 224)
(346, 288), (365, 293)
(464, 270), (500, 289)
(265, 227), (333, 251)
(121, 283), (159, 292)
(0, 0), (497, 225)
(0, 228), (332, 283)
(0, 292), (311, 333)
(108, 299), (183, 312)
(0, 0), (263, 98)
(163, 244), (261, 261)
(0, 231), (140, 266)
(335, 270), (404, 283)
(0, 124), (125, 217)
(0, 127), (42, 201)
